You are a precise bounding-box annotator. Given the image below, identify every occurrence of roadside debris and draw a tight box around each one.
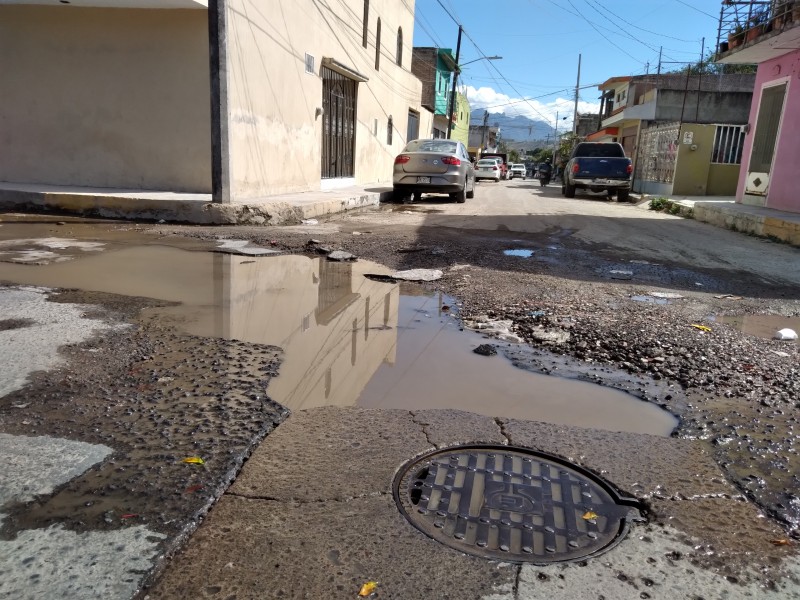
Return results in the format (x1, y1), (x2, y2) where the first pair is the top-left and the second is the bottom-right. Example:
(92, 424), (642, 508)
(301, 219), (319, 225)
(609, 270), (633, 280)
(358, 581), (378, 597)
(691, 324), (712, 332)
(390, 268), (443, 282)
(648, 292), (684, 299)
(473, 344), (497, 356)
(181, 457), (205, 465)
(774, 328), (798, 341)
(715, 293), (744, 300)
(771, 350), (791, 357)
(463, 317), (524, 343)
(327, 250), (357, 262)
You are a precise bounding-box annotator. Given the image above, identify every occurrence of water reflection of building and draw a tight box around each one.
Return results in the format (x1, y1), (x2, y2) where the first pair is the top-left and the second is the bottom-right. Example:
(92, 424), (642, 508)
(211, 254), (399, 411)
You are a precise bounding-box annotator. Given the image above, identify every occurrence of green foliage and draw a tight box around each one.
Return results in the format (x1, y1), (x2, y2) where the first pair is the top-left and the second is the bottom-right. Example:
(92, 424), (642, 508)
(648, 197), (670, 211)
(509, 149), (521, 163)
(668, 49), (756, 75)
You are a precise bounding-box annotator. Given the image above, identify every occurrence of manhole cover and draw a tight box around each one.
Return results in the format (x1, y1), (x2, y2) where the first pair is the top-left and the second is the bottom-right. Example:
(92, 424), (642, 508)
(393, 445), (641, 564)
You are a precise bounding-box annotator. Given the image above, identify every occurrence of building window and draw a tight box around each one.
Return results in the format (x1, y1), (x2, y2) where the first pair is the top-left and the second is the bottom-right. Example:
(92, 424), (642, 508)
(396, 27), (403, 66)
(712, 125), (746, 164)
(375, 18), (381, 70)
(304, 53), (315, 75)
(387, 116), (393, 145)
(362, 0), (369, 48)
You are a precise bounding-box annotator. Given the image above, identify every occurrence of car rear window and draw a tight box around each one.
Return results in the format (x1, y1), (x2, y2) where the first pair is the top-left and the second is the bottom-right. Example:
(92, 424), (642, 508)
(477, 160), (497, 166)
(403, 140), (459, 154)
(573, 143), (625, 158)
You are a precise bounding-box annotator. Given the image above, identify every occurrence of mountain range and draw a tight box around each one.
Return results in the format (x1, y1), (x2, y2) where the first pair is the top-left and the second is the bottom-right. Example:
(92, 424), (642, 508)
(470, 109), (558, 144)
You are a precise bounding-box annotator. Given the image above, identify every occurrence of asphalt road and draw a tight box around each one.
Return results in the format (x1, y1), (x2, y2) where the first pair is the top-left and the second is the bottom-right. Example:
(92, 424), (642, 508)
(1, 189), (799, 600)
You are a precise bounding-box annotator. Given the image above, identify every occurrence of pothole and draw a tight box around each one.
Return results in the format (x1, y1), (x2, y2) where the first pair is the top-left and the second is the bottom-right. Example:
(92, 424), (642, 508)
(714, 314), (799, 343)
(394, 445), (642, 564)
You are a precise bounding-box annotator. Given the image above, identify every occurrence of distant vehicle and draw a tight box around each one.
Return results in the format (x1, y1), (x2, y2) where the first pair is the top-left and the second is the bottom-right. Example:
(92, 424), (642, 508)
(475, 158), (502, 182)
(480, 153), (509, 180)
(510, 164), (527, 179)
(562, 142), (632, 201)
(537, 162), (552, 187)
(393, 139), (475, 203)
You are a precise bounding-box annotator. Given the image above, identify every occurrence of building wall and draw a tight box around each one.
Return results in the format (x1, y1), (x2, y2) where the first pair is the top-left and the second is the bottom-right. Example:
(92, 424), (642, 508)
(655, 90), (753, 124)
(0, 6), (211, 192)
(225, 0), (424, 197)
(451, 92), (470, 146)
(736, 50), (800, 213)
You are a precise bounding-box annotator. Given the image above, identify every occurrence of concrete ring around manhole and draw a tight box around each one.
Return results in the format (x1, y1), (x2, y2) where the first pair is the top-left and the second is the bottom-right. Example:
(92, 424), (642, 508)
(393, 444), (642, 564)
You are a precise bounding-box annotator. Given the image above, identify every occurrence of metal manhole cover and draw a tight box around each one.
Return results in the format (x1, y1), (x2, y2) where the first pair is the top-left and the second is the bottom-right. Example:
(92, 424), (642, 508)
(393, 445), (641, 564)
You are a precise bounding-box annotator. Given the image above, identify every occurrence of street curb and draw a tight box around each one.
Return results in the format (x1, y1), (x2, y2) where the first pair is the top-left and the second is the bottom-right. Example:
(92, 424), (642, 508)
(0, 187), (392, 225)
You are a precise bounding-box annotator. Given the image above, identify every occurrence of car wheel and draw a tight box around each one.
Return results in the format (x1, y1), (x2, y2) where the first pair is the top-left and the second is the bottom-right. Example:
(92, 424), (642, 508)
(413, 191), (422, 202)
(392, 189), (410, 203)
(617, 189), (630, 202)
(466, 176), (475, 199)
(564, 182), (576, 198)
(450, 184), (467, 203)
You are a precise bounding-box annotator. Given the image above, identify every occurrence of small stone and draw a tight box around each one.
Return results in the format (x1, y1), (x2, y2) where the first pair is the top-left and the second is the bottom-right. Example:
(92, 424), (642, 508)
(473, 344), (497, 356)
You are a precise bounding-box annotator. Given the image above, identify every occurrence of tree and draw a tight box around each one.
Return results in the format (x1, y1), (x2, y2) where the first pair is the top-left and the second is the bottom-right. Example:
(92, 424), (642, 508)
(556, 133), (581, 165)
(509, 149), (521, 163)
(668, 49), (756, 75)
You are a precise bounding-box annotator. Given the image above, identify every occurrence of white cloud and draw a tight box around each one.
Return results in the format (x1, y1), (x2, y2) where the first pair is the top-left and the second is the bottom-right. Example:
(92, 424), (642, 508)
(464, 85), (601, 125)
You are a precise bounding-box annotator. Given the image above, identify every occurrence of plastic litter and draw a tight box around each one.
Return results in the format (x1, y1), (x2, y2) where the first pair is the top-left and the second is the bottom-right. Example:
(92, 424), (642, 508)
(774, 328), (798, 341)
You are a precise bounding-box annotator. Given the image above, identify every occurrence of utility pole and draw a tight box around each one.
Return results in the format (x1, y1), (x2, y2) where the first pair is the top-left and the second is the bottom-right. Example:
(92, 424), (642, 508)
(695, 37), (705, 121)
(446, 25), (462, 140)
(552, 110), (560, 168)
(656, 46), (663, 76)
(480, 110), (489, 151)
(572, 54), (581, 135)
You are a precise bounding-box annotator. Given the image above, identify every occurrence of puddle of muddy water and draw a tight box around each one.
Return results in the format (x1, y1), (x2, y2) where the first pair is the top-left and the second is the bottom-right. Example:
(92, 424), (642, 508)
(503, 249), (535, 258)
(0, 243), (676, 435)
(714, 314), (800, 343)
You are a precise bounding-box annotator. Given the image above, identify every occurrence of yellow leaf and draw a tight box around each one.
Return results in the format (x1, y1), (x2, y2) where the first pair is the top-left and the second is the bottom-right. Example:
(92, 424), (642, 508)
(690, 324), (711, 332)
(182, 457), (205, 465)
(358, 581), (378, 597)
(582, 511), (598, 520)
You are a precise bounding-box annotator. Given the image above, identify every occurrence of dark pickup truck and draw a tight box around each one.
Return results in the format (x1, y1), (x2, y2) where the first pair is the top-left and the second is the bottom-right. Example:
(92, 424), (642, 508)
(562, 142), (632, 201)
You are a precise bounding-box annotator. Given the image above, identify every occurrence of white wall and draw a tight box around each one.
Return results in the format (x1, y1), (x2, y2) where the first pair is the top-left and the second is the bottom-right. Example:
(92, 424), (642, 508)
(0, 6), (211, 192)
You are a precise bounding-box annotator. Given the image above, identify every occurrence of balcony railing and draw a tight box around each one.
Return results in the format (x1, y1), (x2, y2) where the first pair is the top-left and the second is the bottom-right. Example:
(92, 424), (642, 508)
(717, 0), (799, 53)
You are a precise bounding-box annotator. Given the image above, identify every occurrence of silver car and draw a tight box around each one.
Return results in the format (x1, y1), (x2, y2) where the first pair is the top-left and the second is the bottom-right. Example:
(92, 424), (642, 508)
(393, 139), (475, 203)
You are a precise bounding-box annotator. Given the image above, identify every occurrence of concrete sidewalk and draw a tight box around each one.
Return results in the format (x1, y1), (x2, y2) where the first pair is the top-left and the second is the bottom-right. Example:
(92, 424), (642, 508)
(0, 182), (393, 226)
(634, 194), (800, 248)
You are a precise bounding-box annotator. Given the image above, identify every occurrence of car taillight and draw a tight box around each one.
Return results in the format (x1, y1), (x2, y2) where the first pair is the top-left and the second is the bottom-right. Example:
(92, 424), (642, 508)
(441, 156), (461, 166)
(572, 162), (580, 174)
(626, 164), (633, 174)
(394, 155), (411, 164)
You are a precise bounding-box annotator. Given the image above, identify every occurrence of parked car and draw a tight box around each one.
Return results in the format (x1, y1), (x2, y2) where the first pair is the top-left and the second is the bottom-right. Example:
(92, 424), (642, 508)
(510, 164), (527, 179)
(480, 153), (509, 179)
(474, 158), (502, 182)
(562, 142), (632, 201)
(393, 139), (475, 203)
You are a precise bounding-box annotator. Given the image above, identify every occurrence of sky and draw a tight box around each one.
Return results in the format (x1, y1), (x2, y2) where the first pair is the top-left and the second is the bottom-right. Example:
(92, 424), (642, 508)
(412, 0), (726, 127)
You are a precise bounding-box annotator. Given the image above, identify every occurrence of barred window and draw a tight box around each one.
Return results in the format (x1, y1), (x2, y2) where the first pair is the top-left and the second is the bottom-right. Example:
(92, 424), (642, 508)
(711, 125), (745, 164)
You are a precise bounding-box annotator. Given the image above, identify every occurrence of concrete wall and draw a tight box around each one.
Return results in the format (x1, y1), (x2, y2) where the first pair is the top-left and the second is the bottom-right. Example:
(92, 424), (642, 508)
(0, 6), (211, 192)
(736, 50), (800, 213)
(656, 90), (753, 124)
(225, 0), (424, 197)
(672, 124), (715, 196)
(451, 92), (470, 146)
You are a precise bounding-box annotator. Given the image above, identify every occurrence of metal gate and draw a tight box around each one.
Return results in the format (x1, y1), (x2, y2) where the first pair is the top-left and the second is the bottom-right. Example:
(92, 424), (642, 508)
(321, 66), (357, 179)
(637, 121), (680, 183)
(746, 82), (787, 196)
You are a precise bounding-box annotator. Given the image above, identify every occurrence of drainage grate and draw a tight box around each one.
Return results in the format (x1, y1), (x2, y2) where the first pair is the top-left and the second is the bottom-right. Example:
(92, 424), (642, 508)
(393, 445), (641, 564)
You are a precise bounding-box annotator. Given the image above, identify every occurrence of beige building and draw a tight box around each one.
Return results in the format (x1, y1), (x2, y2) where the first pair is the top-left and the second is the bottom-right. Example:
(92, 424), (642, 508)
(0, 0), (432, 203)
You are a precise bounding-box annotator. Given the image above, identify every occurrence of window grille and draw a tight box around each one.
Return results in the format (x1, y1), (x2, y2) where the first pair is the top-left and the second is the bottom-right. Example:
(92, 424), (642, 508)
(711, 125), (745, 164)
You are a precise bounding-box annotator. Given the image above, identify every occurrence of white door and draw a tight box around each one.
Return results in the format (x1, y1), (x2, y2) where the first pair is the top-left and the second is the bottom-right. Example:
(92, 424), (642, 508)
(745, 82), (787, 197)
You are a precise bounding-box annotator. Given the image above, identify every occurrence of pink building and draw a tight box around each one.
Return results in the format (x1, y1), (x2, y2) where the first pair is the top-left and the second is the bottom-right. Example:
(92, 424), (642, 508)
(717, 1), (800, 214)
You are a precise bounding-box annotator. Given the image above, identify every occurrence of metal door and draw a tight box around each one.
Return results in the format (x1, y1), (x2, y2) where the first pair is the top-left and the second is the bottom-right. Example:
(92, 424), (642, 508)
(746, 82), (787, 196)
(321, 67), (357, 179)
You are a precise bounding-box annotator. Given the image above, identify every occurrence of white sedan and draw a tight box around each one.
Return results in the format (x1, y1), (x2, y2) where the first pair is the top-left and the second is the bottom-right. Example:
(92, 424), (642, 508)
(474, 158), (502, 182)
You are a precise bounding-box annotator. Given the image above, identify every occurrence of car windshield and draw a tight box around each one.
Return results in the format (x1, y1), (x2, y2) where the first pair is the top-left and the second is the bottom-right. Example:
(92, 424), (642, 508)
(403, 140), (459, 154)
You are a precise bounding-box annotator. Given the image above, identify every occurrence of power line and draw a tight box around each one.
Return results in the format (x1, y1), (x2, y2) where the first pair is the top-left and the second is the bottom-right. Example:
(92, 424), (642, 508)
(584, 0), (697, 43)
(674, 0), (719, 20)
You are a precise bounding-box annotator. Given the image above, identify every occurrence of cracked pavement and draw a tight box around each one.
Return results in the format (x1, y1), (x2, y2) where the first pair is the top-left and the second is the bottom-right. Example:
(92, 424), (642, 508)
(146, 407), (800, 599)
